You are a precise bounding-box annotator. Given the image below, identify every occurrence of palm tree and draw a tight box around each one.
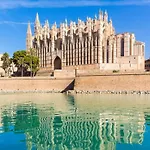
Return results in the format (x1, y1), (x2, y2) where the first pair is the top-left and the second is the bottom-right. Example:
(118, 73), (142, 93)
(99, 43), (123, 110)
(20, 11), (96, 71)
(1, 53), (11, 76)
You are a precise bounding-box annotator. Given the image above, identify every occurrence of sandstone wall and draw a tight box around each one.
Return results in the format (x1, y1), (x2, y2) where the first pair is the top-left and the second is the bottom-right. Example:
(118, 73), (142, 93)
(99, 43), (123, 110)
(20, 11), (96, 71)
(1, 74), (150, 93)
(74, 74), (150, 91)
(0, 78), (73, 91)
(63, 64), (100, 70)
(54, 70), (75, 78)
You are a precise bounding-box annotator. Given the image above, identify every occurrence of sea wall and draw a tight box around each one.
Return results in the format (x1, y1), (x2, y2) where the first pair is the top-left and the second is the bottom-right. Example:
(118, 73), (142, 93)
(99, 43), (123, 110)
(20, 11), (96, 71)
(1, 74), (150, 94)
(74, 74), (150, 92)
(0, 77), (74, 92)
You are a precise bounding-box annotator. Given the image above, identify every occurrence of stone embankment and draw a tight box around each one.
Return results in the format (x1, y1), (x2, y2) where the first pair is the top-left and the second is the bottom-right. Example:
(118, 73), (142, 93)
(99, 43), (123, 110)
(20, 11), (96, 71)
(1, 73), (150, 95)
(67, 90), (150, 95)
(0, 77), (74, 93)
(74, 73), (150, 94)
(0, 90), (62, 94)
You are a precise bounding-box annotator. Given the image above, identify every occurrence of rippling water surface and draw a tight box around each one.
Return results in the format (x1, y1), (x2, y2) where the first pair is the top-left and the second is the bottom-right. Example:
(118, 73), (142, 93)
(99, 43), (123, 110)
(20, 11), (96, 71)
(0, 93), (150, 150)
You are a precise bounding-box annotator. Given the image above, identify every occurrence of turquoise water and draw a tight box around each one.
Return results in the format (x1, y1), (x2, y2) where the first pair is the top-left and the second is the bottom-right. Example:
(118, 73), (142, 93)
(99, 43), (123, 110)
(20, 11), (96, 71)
(0, 93), (150, 150)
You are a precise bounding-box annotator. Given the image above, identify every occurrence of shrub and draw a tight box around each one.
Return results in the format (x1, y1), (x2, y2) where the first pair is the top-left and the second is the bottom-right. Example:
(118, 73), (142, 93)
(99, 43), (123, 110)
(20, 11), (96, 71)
(113, 70), (120, 73)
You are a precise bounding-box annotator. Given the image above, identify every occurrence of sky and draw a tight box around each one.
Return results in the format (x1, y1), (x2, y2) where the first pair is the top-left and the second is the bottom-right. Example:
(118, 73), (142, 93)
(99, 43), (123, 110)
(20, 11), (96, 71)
(0, 0), (150, 58)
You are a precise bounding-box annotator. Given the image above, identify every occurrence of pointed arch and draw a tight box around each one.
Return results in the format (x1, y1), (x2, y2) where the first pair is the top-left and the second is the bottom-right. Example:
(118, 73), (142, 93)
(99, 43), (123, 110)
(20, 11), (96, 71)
(54, 56), (62, 70)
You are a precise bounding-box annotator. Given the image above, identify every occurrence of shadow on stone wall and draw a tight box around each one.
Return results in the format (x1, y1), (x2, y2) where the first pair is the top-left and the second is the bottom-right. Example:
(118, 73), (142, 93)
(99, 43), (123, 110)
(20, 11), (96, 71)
(61, 79), (75, 93)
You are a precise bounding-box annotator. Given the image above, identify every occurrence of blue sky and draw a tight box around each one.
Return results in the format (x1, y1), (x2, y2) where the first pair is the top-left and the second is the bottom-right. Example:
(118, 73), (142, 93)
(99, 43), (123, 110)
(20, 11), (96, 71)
(0, 0), (150, 58)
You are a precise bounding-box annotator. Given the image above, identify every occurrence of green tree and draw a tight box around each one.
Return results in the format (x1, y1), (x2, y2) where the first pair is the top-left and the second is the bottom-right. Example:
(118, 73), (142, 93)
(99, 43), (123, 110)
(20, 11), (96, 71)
(13, 50), (27, 77)
(12, 50), (39, 77)
(27, 48), (39, 76)
(1, 52), (11, 76)
(25, 54), (39, 76)
(12, 50), (26, 67)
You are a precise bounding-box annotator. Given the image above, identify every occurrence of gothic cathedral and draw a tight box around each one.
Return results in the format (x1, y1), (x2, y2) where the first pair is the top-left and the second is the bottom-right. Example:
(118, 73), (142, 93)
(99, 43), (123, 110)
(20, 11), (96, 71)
(26, 11), (145, 73)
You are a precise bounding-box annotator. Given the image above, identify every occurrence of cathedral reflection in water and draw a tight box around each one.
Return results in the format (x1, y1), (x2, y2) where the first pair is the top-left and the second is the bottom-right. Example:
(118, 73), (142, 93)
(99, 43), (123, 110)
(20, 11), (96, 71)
(0, 95), (147, 150)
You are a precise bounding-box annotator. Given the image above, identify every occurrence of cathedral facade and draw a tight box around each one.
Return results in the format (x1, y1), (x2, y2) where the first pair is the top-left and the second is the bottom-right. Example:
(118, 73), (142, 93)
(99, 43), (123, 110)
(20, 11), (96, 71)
(26, 11), (145, 73)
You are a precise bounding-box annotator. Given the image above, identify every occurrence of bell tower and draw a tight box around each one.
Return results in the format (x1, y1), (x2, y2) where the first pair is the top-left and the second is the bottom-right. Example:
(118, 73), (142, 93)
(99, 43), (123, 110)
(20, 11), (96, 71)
(26, 22), (32, 52)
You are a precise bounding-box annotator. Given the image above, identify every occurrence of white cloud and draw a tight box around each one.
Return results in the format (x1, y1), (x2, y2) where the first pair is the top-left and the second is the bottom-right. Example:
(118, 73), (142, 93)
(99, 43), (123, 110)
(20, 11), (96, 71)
(0, 0), (150, 9)
(0, 21), (33, 25)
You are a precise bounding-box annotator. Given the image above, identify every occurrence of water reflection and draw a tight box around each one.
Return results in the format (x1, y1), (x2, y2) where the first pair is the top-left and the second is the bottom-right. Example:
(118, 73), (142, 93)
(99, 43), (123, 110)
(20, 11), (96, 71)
(0, 94), (150, 149)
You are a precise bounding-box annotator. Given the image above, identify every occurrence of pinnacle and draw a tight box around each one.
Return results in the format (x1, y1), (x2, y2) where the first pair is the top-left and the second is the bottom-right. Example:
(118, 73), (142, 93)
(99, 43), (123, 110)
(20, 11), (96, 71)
(45, 20), (49, 28)
(35, 12), (40, 25)
(27, 22), (32, 35)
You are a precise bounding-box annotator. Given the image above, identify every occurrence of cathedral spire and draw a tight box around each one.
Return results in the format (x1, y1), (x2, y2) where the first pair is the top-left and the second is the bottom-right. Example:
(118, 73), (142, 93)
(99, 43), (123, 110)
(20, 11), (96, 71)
(95, 14), (97, 20)
(109, 18), (112, 24)
(46, 20), (49, 28)
(104, 10), (108, 22)
(34, 13), (41, 35)
(26, 22), (32, 52)
(44, 20), (49, 28)
(35, 12), (40, 25)
(65, 19), (68, 27)
(99, 10), (103, 21)
(27, 22), (32, 35)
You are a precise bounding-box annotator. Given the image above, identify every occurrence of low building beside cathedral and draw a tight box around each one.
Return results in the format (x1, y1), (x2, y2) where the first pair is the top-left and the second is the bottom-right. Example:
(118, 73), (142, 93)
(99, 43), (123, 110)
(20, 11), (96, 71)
(26, 11), (145, 74)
